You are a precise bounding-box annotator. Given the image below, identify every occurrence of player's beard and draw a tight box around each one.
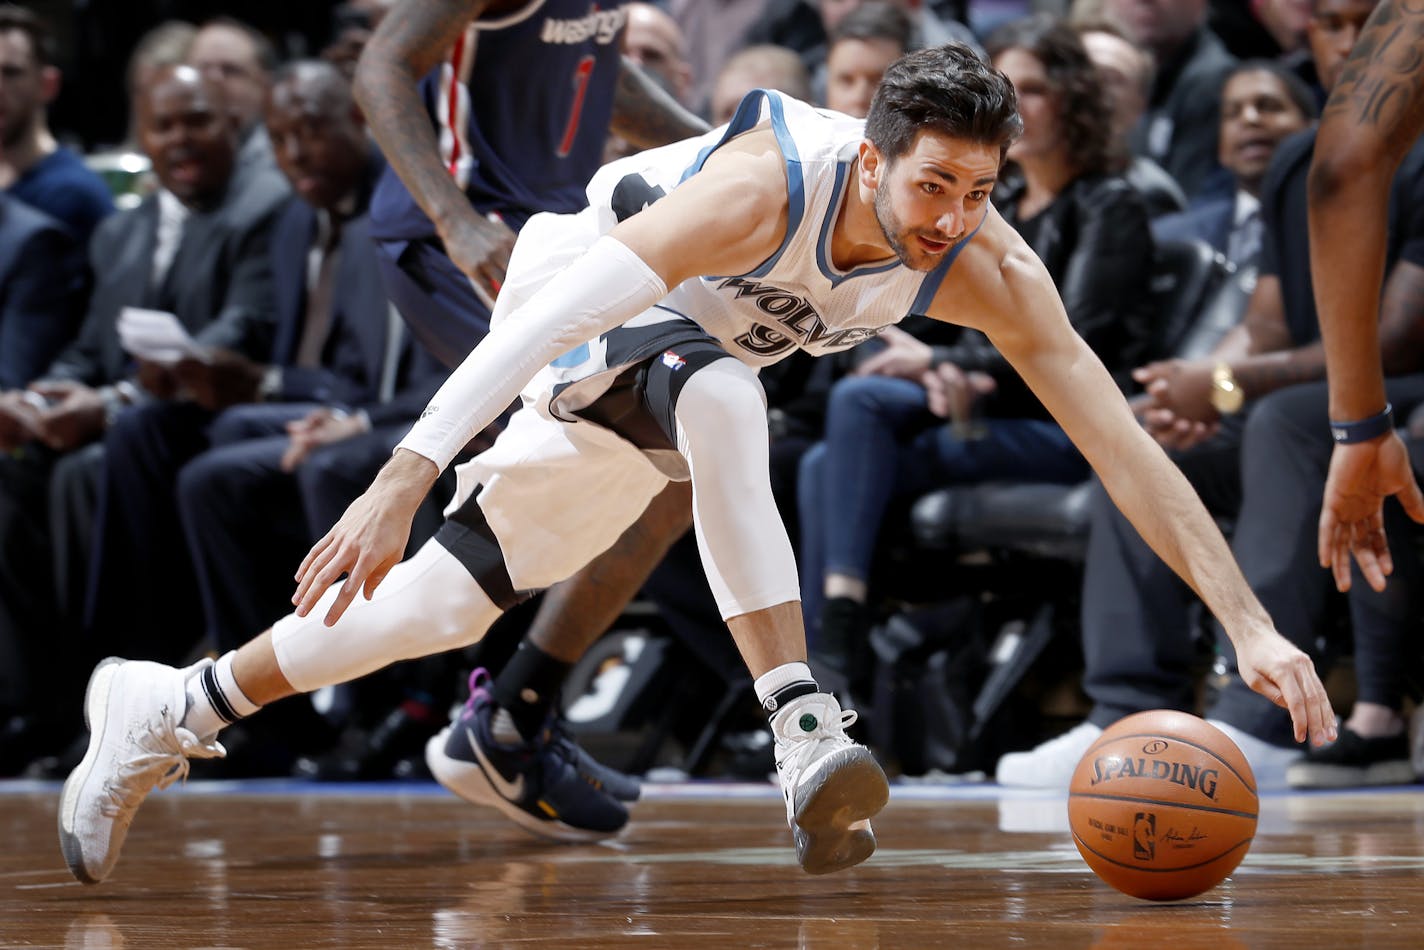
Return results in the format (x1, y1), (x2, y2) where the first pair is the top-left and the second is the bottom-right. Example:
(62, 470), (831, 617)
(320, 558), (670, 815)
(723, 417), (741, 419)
(873, 182), (965, 272)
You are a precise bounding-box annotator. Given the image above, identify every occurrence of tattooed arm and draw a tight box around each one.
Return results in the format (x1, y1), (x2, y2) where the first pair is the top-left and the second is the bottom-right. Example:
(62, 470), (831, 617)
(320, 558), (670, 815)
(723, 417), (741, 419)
(1308, 0), (1424, 592)
(352, 0), (524, 297)
(1309, 0), (1424, 419)
(610, 56), (709, 149)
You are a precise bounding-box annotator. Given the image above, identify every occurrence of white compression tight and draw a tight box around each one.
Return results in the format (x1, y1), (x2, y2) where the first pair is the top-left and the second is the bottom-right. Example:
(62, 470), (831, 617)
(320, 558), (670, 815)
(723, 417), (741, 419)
(269, 539), (503, 693)
(674, 358), (801, 618)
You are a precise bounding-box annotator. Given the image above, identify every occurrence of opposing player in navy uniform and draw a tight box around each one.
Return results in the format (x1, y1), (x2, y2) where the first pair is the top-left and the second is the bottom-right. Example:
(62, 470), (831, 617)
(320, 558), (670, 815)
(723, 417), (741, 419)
(346, 0), (710, 826)
(60, 45), (1337, 886)
(357, 0), (706, 368)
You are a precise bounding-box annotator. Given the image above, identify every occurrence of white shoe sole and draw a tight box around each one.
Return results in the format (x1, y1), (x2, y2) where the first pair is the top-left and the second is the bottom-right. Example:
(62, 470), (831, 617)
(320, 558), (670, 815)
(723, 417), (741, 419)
(423, 731), (621, 844)
(792, 746), (889, 875)
(58, 657), (126, 885)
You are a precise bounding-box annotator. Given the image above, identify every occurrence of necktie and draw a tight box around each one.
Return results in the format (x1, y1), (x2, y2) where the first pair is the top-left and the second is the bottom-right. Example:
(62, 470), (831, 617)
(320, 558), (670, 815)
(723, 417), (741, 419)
(295, 217), (343, 368)
(1227, 207), (1262, 270)
(147, 197), (189, 308)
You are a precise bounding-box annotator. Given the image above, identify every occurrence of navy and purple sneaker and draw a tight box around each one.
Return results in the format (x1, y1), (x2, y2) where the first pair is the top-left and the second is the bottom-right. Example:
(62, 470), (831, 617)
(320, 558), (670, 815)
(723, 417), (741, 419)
(425, 670), (631, 842)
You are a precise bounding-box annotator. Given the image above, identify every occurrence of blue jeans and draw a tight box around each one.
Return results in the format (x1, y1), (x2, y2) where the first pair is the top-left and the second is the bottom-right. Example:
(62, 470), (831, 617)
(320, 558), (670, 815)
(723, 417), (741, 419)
(797, 375), (1087, 642)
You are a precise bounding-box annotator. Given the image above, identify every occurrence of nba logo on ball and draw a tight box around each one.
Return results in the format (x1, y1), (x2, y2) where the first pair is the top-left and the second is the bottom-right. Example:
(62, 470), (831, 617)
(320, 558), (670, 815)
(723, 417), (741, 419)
(1132, 813), (1154, 860)
(1067, 710), (1259, 901)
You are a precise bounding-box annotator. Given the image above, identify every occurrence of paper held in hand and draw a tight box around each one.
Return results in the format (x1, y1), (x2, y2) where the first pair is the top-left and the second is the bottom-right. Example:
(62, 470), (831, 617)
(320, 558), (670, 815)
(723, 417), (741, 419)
(116, 307), (209, 363)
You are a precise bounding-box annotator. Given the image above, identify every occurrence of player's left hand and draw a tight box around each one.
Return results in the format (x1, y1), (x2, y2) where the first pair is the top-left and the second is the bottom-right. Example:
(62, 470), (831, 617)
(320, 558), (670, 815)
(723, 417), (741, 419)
(293, 449), (438, 625)
(1231, 623), (1337, 747)
(1317, 433), (1424, 593)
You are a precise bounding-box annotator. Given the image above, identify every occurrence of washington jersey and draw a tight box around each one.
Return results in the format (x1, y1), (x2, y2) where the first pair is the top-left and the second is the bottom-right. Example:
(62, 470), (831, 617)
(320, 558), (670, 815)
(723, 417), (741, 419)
(368, 0), (629, 242)
(528, 89), (979, 417)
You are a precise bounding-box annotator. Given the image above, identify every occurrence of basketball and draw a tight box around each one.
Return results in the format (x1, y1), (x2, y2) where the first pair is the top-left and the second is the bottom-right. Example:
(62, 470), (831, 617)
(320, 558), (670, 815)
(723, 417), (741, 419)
(1067, 710), (1258, 901)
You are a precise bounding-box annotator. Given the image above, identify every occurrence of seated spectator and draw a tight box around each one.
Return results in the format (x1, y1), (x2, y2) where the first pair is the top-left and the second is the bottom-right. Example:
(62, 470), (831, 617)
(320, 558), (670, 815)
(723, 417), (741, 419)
(84, 62), (422, 670)
(824, 2), (915, 119)
(1153, 59), (1316, 269)
(0, 65), (289, 774)
(186, 17), (280, 179)
(0, 5), (113, 245)
(1074, 19), (1188, 217)
(171, 60), (445, 662)
(710, 45), (814, 125)
(1103, 0), (1238, 200)
(0, 194), (87, 390)
(995, 0), (1410, 789)
(797, 15), (1154, 680)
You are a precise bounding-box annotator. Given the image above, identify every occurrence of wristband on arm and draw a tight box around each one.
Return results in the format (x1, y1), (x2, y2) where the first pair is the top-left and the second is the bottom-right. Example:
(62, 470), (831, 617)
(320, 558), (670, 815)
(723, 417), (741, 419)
(1330, 403), (1394, 444)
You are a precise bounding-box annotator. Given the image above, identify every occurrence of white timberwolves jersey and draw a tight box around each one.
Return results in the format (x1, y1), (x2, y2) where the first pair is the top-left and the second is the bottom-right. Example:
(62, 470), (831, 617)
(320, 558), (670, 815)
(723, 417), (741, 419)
(497, 89), (979, 422)
(585, 89), (974, 366)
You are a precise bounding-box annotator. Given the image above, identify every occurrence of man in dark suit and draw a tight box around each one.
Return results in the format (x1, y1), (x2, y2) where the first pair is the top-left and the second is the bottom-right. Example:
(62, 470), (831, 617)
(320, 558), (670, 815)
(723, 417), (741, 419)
(81, 62), (441, 668)
(1153, 60), (1316, 268)
(171, 61), (447, 660)
(0, 64), (288, 772)
(0, 193), (86, 389)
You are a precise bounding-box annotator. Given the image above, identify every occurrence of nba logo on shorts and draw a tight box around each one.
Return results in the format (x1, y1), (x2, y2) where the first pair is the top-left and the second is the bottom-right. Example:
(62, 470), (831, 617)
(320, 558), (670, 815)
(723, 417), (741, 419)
(661, 350), (686, 370)
(1133, 812), (1156, 860)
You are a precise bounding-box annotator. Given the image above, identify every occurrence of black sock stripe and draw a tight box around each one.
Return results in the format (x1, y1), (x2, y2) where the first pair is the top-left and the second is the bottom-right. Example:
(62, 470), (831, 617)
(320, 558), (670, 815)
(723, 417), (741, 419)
(202, 664), (240, 724)
(764, 680), (818, 715)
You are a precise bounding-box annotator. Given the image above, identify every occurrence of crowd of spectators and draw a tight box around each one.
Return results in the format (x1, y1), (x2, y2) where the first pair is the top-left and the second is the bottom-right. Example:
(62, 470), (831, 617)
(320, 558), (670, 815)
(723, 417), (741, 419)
(0, 0), (1418, 795)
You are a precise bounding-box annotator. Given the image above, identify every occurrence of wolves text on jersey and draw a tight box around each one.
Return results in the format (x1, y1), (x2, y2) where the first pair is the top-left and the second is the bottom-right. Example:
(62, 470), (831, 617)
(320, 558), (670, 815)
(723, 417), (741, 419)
(718, 277), (885, 357)
(540, 4), (628, 46)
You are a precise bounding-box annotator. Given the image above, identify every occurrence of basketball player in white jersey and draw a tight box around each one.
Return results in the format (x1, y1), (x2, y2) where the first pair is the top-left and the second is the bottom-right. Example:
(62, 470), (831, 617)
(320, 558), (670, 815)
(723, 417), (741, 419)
(60, 44), (1337, 886)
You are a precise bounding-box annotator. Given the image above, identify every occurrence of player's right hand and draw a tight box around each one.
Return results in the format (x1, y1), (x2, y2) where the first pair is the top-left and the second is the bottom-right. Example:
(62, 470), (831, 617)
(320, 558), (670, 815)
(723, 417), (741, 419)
(1317, 433), (1424, 593)
(293, 449), (438, 626)
(1231, 627), (1337, 748)
(438, 211), (517, 308)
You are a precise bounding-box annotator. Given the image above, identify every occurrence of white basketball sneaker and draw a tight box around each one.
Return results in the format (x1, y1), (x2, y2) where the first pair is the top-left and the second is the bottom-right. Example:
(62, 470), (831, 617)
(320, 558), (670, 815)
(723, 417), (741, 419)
(58, 657), (225, 884)
(771, 692), (888, 875)
(994, 721), (1104, 789)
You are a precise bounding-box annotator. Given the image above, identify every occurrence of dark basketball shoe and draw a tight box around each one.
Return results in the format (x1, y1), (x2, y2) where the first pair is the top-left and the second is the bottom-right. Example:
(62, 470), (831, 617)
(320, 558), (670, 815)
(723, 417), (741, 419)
(425, 671), (630, 841)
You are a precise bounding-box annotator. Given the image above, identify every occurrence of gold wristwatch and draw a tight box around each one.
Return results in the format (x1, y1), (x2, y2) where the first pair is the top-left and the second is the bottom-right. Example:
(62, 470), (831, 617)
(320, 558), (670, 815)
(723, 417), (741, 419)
(1209, 362), (1244, 414)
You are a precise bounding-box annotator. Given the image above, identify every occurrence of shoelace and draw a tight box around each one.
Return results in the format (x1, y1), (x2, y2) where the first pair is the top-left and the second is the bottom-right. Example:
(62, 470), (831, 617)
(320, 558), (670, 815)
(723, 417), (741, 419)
(462, 668), (494, 714)
(99, 722), (222, 819)
(777, 709), (859, 777)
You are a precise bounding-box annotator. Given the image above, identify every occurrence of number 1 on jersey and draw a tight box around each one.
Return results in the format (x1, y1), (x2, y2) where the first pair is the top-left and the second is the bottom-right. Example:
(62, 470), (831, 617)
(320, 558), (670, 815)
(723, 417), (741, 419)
(558, 55), (596, 158)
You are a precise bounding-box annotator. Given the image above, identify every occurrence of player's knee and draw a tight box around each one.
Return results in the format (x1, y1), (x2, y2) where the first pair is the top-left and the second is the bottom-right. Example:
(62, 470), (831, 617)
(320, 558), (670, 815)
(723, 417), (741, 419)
(675, 359), (768, 443)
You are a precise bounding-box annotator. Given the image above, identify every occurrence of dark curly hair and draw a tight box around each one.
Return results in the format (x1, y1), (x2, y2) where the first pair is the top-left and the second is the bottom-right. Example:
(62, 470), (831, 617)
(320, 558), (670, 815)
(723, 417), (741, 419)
(864, 42), (1022, 166)
(985, 14), (1120, 177)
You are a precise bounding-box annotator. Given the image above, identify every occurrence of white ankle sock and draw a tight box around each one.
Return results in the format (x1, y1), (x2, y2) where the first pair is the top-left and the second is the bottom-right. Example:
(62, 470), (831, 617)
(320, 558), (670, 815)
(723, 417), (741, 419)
(754, 662), (817, 718)
(182, 652), (261, 739)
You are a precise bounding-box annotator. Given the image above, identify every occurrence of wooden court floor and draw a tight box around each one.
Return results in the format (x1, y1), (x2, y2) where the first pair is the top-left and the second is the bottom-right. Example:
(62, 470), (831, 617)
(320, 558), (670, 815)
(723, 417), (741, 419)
(4, 779), (1424, 949)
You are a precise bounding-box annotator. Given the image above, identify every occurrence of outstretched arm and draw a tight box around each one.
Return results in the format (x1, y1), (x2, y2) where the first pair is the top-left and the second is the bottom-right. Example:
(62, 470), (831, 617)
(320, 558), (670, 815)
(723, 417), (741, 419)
(933, 242), (1337, 746)
(1309, 0), (1424, 587)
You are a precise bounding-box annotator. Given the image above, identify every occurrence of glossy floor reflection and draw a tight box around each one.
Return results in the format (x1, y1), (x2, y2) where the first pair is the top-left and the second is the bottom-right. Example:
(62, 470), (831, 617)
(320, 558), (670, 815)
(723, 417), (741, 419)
(5, 780), (1424, 948)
